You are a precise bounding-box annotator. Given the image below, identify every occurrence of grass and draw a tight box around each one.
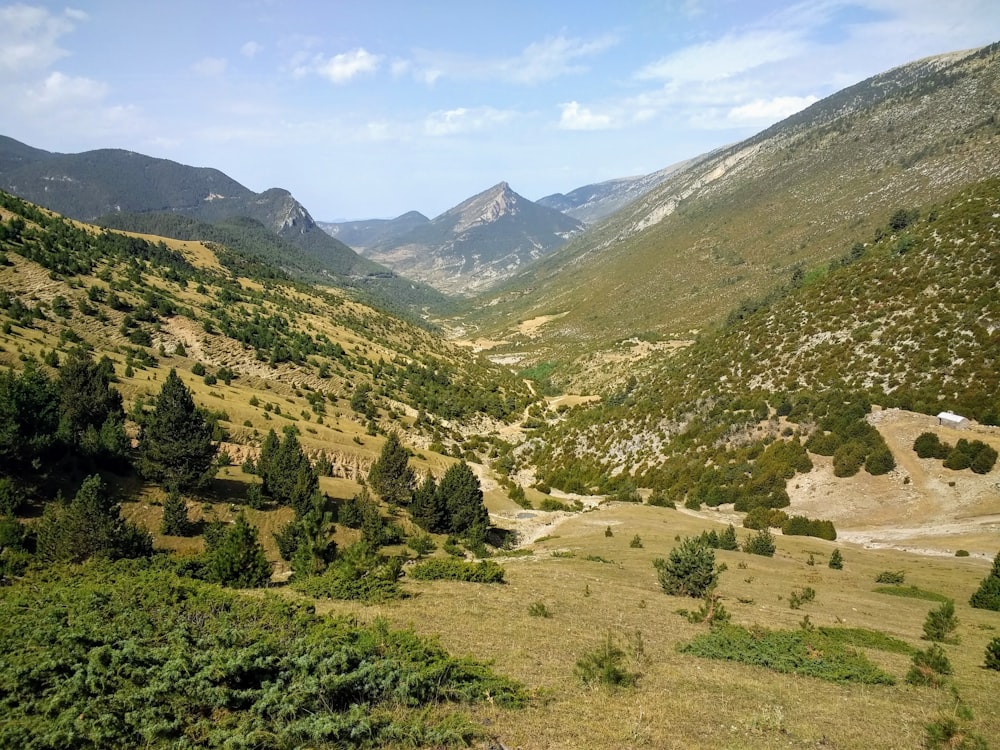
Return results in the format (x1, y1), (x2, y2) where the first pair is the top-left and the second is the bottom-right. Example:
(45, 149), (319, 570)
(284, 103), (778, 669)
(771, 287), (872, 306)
(874, 585), (952, 602)
(302, 503), (1000, 748)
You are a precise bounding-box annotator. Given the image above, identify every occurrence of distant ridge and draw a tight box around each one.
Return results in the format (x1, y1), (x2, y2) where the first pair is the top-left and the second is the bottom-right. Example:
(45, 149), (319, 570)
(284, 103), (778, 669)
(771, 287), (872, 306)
(325, 181), (584, 296)
(0, 136), (447, 313)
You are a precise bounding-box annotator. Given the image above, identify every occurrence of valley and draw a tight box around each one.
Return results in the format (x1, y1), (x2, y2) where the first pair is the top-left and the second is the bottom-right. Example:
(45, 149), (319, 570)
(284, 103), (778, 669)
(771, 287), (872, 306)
(1, 41), (999, 750)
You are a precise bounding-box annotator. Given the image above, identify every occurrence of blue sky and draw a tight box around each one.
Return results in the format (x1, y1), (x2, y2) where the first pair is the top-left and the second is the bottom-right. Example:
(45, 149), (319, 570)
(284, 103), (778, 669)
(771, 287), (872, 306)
(2, 1), (999, 220)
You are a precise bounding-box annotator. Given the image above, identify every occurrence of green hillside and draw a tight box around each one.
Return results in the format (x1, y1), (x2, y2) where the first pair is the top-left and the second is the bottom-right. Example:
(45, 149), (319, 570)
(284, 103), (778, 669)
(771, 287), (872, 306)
(461, 44), (1000, 383)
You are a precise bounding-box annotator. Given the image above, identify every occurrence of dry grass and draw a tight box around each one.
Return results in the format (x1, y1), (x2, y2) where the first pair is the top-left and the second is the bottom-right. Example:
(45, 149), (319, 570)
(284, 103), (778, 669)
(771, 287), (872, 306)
(297, 503), (999, 749)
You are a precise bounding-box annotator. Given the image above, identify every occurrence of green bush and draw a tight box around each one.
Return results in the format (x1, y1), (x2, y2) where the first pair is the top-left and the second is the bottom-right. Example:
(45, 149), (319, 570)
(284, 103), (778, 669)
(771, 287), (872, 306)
(984, 637), (1000, 671)
(969, 551), (1000, 611)
(528, 601), (551, 618)
(906, 644), (952, 687)
(781, 515), (837, 540)
(653, 537), (718, 598)
(874, 585), (950, 602)
(679, 625), (895, 684)
(743, 507), (788, 530)
(742, 528), (776, 557)
(828, 549), (844, 569)
(575, 632), (640, 688)
(922, 600), (959, 643)
(875, 570), (905, 584)
(0, 563), (526, 747)
(914, 432), (950, 459)
(789, 586), (816, 610)
(407, 558), (505, 583)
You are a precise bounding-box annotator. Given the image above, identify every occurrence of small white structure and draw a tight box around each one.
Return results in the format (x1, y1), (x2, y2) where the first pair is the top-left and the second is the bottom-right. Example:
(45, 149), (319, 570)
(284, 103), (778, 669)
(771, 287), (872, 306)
(937, 411), (968, 428)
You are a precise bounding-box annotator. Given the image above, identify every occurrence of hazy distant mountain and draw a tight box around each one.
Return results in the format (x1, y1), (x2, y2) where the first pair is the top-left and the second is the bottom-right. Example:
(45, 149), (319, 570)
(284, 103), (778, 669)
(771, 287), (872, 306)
(536, 158), (700, 225)
(317, 211), (430, 249)
(0, 136), (447, 312)
(344, 182), (584, 296)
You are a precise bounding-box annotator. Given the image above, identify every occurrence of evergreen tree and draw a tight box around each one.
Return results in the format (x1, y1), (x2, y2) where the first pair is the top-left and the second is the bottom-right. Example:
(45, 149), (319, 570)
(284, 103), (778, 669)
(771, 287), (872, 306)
(260, 427), (317, 516)
(36, 474), (152, 563)
(970, 551), (1000, 611)
(438, 461), (488, 536)
(718, 524), (739, 551)
(56, 350), (126, 462)
(922, 599), (959, 643)
(137, 369), (216, 492)
(653, 536), (718, 598)
(367, 432), (415, 505)
(829, 548), (844, 569)
(160, 489), (191, 536)
(743, 527), (776, 557)
(410, 474), (445, 532)
(206, 513), (271, 588)
(0, 360), (60, 476)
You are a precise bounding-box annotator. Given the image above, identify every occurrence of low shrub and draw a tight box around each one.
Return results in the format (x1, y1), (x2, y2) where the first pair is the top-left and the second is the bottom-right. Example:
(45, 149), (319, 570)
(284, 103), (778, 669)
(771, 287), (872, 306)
(742, 528), (776, 557)
(875, 570), (905, 584)
(528, 601), (551, 618)
(875, 585), (949, 602)
(984, 637), (1000, 671)
(922, 600), (959, 643)
(828, 549), (844, 569)
(679, 625), (896, 684)
(575, 632), (641, 688)
(789, 586), (816, 610)
(906, 644), (952, 687)
(408, 558), (505, 583)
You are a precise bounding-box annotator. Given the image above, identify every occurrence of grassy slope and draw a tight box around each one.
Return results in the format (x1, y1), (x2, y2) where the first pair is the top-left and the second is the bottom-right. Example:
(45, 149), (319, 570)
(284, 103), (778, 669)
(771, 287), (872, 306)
(458, 44), (1000, 384)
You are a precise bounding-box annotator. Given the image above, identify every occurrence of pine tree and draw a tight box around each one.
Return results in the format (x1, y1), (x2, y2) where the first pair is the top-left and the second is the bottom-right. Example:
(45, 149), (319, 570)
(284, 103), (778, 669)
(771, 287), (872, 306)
(160, 489), (190, 536)
(718, 524), (739, 551)
(653, 536), (718, 598)
(970, 551), (1000, 611)
(922, 599), (959, 642)
(56, 351), (125, 461)
(260, 427), (317, 516)
(367, 432), (415, 505)
(206, 513), (271, 588)
(410, 475), (445, 532)
(438, 461), (488, 537)
(829, 548), (844, 569)
(137, 369), (216, 492)
(36, 474), (152, 562)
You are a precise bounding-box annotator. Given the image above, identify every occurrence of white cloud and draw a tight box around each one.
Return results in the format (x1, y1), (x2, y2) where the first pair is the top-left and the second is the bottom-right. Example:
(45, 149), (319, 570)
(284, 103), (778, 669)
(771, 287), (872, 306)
(407, 33), (617, 85)
(558, 101), (616, 131)
(25, 71), (108, 107)
(635, 29), (805, 84)
(192, 56), (228, 77)
(727, 95), (819, 124)
(424, 107), (515, 136)
(0, 4), (85, 73)
(241, 41), (262, 58)
(296, 47), (382, 83)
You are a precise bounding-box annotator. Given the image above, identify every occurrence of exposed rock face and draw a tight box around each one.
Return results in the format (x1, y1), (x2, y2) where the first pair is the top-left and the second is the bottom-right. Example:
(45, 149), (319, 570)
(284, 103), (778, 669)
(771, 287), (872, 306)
(346, 182), (584, 296)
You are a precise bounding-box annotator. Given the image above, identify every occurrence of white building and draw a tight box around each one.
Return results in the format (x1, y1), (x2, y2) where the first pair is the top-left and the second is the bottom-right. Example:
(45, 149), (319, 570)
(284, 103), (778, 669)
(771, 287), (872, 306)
(937, 411), (968, 428)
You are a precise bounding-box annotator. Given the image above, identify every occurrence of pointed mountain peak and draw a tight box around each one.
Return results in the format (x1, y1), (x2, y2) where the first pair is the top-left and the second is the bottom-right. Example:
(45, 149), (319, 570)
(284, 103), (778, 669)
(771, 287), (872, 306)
(446, 180), (524, 232)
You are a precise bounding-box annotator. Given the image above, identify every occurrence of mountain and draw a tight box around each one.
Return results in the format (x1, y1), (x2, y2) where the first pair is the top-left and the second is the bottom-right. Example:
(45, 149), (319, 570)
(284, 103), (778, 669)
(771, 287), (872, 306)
(317, 211), (430, 249)
(465, 43), (1000, 376)
(353, 182), (585, 296)
(536, 158), (700, 225)
(0, 137), (446, 314)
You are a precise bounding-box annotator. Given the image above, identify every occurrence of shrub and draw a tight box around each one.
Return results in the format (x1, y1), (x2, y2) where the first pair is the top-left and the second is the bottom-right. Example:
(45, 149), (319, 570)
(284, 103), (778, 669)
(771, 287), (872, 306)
(742, 528), (776, 557)
(574, 632), (640, 688)
(680, 625), (895, 684)
(969, 551), (1000, 611)
(206, 513), (271, 588)
(914, 432), (950, 459)
(293, 542), (403, 602)
(789, 586), (816, 610)
(906, 644), (952, 687)
(528, 601), (551, 618)
(629, 534), (643, 549)
(864, 446), (896, 475)
(191, 362), (205, 376)
(406, 532), (436, 557)
(160, 490), (191, 536)
(743, 507), (788, 530)
(984, 637), (1000, 671)
(832, 440), (867, 477)
(875, 570), (905, 584)
(955, 549), (970, 557)
(407, 558), (505, 583)
(781, 515), (837, 540)
(646, 489), (675, 508)
(828, 549), (844, 569)
(922, 600), (959, 643)
(653, 537), (718, 598)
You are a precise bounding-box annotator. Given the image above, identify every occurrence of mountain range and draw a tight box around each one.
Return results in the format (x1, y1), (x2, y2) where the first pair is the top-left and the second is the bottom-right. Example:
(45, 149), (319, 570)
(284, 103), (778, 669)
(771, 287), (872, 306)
(0, 136), (446, 315)
(327, 182), (584, 296)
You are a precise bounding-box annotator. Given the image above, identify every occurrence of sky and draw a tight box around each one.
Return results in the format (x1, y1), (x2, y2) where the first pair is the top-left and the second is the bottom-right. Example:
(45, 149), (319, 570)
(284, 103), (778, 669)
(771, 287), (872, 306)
(2, 1), (1000, 220)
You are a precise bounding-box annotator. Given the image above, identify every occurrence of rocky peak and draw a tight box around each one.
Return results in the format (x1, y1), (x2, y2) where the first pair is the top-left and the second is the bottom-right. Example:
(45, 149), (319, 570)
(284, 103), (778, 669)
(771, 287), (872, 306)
(447, 181), (521, 233)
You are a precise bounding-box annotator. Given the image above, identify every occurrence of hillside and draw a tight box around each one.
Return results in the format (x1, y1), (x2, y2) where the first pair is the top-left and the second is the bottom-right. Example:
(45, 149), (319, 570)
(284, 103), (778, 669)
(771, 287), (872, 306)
(0, 137), (446, 314)
(318, 211), (431, 249)
(353, 182), (584, 296)
(461, 43), (1000, 378)
(536, 156), (699, 224)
